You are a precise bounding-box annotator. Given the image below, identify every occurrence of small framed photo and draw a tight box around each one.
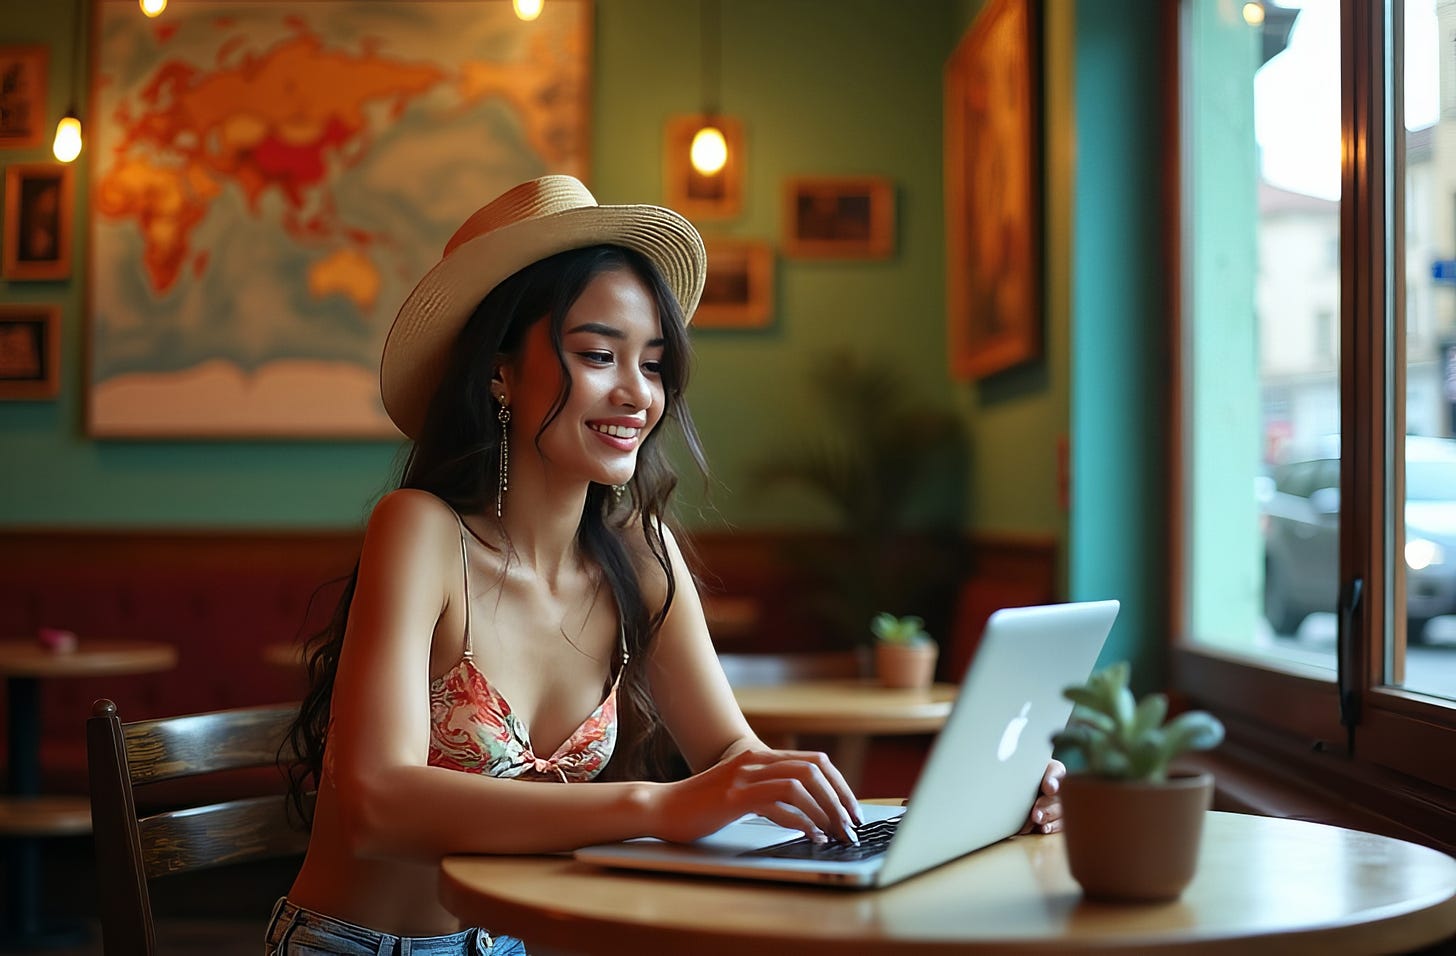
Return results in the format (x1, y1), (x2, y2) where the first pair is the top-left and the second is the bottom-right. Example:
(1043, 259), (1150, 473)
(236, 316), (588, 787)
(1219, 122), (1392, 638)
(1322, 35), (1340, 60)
(782, 176), (895, 259)
(3, 163), (74, 280)
(663, 114), (743, 221)
(0, 304), (61, 399)
(696, 239), (774, 330)
(0, 46), (50, 149)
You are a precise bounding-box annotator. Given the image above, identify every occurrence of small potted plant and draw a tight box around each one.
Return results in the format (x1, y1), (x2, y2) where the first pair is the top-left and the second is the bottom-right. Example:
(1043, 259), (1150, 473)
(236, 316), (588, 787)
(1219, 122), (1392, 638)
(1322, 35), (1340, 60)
(1051, 661), (1225, 902)
(869, 612), (939, 690)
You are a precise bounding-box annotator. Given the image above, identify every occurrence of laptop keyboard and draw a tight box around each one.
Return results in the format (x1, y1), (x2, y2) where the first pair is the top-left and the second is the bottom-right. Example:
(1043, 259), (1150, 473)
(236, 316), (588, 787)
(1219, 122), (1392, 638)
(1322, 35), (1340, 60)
(739, 815), (901, 863)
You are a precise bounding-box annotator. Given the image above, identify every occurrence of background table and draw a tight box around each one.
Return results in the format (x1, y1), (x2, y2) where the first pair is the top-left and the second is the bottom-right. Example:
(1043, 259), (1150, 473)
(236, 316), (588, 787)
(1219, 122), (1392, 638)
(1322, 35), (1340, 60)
(731, 678), (956, 787)
(440, 811), (1456, 955)
(0, 638), (177, 949)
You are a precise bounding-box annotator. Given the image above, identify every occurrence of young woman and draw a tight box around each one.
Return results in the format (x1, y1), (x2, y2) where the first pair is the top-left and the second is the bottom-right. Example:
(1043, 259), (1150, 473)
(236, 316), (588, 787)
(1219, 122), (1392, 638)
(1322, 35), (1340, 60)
(268, 175), (1065, 954)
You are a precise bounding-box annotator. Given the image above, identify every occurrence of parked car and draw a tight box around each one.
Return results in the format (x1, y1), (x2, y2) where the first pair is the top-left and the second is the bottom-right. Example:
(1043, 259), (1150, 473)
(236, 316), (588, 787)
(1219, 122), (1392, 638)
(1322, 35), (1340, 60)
(1262, 435), (1456, 643)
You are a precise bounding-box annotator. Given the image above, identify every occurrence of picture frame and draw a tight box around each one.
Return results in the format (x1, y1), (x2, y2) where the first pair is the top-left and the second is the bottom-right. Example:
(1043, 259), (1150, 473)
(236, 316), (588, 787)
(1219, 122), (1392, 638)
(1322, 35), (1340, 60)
(943, 0), (1042, 379)
(3, 163), (74, 281)
(663, 115), (743, 221)
(696, 239), (774, 330)
(782, 176), (894, 259)
(0, 304), (61, 399)
(0, 46), (49, 149)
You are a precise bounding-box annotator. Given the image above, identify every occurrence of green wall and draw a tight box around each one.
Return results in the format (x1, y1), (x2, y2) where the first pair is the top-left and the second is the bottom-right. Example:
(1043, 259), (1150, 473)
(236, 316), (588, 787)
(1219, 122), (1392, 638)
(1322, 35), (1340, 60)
(1068, 0), (1166, 691)
(0, 0), (969, 531)
(1, 0), (1165, 678)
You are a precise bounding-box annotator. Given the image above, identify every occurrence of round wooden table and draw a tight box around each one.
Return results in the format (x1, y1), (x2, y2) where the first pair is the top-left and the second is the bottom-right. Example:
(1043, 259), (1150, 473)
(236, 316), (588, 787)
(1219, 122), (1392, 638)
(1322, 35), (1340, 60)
(0, 638), (177, 948)
(731, 679), (956, 788)
(732, 679), (957, 736)
(439, 811), (1456, 955)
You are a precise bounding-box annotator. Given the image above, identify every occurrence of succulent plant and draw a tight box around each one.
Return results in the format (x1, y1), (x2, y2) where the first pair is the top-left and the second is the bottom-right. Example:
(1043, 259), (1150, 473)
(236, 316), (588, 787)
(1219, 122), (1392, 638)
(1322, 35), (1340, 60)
(870, 612), (933, 646)
(1052, 661), (1225, 783)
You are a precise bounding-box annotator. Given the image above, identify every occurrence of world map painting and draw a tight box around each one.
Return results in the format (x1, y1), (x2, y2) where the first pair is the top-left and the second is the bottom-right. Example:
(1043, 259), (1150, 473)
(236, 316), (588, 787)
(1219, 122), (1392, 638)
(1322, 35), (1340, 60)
(88, 0), (590, 437)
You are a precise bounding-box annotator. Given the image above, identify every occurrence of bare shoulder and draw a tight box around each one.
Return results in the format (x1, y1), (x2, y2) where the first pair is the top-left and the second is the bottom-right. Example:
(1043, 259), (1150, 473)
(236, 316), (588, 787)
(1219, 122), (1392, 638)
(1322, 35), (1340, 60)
(363, 489), (459, 552)
(619, 515), (692, 598)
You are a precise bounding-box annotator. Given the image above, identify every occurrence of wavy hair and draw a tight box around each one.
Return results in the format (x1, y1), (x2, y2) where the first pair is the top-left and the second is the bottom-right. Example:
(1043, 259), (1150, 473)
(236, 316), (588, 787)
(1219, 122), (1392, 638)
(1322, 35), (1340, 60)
(286, 245), (707, 819)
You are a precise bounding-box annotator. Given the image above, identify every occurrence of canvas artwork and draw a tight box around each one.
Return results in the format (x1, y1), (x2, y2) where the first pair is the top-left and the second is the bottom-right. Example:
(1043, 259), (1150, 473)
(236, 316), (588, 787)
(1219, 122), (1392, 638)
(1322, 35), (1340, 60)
(87, 0), (591, 438)
(944, 0), (1041, 380)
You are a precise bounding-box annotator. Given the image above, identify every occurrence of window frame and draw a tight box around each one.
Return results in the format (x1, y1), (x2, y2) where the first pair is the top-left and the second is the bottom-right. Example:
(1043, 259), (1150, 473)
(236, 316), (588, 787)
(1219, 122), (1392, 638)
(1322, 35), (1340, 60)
(1167, 0), (1456, 823)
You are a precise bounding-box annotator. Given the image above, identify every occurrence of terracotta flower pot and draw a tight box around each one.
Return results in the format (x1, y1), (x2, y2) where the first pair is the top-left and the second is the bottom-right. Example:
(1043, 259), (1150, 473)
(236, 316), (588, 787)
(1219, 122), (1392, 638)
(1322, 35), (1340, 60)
(874, 641), (938, 689)
(1060, 771), (1214, 902)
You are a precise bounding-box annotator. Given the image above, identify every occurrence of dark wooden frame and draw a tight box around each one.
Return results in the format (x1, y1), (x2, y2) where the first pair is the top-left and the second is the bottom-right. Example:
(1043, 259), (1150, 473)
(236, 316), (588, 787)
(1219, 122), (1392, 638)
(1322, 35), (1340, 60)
(695, 238), (774, 330)
(0, 304), (61, 399)
(943, 0), (1042, 379)
(2, 163), (74, 280)
(663, 114), (743, 221)
(0, 46), (50, 149)
(781, 176), (894, 260)
(86, 699), (311, 953)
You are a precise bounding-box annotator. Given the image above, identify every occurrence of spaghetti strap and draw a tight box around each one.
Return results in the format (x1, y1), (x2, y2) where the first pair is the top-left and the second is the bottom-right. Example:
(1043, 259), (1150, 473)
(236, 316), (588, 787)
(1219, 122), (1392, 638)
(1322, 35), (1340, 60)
(455, 513), (473, 660)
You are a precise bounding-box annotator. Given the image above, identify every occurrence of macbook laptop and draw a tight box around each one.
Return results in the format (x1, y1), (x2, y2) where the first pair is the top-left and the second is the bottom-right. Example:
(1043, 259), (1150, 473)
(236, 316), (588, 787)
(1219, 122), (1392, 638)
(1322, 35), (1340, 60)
(574, 599), (1119, 889)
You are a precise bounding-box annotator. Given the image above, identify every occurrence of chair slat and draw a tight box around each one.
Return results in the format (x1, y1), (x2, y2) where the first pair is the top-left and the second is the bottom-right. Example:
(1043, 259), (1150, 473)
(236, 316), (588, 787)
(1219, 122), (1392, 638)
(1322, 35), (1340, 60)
(139, 794), (312, 877)
(123, 705), (299, 784)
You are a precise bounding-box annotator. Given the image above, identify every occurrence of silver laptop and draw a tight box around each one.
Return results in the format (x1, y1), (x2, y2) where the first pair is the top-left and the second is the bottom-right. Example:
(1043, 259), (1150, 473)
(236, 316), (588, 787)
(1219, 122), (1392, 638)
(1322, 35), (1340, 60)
(574, 599), (1119, 889)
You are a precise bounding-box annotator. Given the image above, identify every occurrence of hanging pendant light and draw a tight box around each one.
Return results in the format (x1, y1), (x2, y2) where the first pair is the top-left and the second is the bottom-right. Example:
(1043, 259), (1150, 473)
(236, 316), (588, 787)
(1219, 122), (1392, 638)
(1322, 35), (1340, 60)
(513, 0), (543, 22)
(53, 0), (85, 163)
(690, 0), (727, 176)
(139, 0), (167, 17)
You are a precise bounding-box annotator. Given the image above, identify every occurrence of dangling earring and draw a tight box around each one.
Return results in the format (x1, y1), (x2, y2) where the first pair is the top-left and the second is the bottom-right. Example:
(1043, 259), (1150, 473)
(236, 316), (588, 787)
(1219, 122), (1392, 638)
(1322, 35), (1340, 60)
(496, 401), (511, 520)
(612, 484), (625, 503)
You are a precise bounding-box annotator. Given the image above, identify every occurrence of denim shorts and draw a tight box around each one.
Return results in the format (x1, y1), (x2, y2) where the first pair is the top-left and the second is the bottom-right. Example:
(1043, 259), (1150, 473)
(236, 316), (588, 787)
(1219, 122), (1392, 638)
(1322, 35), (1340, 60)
(265, 898), (528, 955)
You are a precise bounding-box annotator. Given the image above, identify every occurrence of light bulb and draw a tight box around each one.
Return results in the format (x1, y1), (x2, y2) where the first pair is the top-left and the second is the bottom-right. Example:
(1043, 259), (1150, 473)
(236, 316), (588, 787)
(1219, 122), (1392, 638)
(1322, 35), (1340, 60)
(690, 125), (728, 176)
(1241, 2), (1265, 26)
(513, 0), (543, 21)
(53, 113), (82, 163)
(140, 0), (167, 17)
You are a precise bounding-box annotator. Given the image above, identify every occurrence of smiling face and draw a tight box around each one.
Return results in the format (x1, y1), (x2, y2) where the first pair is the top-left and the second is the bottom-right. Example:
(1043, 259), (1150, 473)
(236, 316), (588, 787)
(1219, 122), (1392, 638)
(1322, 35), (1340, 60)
(497, 267), (666, 489)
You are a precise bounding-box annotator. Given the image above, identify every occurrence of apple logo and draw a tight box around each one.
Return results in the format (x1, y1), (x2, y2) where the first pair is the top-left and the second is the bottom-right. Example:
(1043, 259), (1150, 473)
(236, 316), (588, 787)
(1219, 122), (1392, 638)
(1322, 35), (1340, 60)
(996, 702), (1032, 762)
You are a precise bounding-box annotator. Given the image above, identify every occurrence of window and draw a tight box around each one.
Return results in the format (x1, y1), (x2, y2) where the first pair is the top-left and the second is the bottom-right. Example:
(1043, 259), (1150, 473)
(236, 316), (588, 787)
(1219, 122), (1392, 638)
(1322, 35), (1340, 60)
(1173, 0), (1456, 808)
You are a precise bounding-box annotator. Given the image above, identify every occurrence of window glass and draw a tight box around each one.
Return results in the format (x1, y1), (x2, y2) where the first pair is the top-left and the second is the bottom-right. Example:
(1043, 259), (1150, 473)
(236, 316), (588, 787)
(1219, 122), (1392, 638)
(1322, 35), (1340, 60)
(1394, 0), (1456, 699)
(1184, 0), (1341, 672)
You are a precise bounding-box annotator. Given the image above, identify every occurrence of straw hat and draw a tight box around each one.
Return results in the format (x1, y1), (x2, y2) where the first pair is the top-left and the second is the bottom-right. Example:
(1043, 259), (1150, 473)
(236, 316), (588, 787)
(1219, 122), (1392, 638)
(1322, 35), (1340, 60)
(380, 174), (706, 439)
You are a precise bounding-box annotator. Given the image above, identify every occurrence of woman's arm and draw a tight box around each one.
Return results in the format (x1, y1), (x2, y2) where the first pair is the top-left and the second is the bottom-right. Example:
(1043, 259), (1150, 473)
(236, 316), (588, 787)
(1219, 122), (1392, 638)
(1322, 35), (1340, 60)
(641, 525), (863, 841)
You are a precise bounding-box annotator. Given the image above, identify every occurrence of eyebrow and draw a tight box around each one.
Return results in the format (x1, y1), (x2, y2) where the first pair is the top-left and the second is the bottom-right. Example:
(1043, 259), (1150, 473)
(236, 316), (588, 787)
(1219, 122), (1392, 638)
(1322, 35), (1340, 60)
(565, 322), (665, 347)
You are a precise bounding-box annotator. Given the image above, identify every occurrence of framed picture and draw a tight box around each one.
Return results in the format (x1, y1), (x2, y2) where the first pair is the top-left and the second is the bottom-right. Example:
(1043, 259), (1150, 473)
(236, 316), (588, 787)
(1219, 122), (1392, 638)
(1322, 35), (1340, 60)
(0, 46), (49, 149)
(3, 163), (73, 281)
(663, 115), (743, 221)
(0, 304), (61, 399)
(87, 0), (592, 438)
(782, 177), (894, 259)
(696, 239), (774, 330)
(944, 0), (1042, 379)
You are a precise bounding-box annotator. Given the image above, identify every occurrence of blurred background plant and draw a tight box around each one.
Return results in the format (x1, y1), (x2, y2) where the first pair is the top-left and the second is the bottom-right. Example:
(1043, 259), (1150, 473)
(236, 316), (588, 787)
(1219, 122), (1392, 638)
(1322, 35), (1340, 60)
(751, 348), (970, 652)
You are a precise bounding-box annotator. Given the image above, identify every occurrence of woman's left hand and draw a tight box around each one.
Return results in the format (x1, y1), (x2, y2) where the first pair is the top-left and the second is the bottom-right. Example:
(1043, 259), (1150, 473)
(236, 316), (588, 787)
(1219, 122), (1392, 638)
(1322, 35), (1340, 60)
(1019, 759), (1066, 835)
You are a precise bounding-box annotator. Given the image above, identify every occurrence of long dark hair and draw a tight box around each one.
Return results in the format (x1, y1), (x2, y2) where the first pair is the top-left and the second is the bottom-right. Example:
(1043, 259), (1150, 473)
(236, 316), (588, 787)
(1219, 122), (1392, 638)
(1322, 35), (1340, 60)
(286, 245), (707, 819)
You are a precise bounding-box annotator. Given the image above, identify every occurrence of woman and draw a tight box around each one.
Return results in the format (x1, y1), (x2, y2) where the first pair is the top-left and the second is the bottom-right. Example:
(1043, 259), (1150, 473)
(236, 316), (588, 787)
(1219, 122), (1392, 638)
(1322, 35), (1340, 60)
(269, 176), (1064, 954)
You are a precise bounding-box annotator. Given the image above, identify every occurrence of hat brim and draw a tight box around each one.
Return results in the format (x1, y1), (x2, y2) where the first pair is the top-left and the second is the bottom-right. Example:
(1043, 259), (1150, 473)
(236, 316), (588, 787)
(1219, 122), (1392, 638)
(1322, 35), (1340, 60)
(380, 203), (705, 439)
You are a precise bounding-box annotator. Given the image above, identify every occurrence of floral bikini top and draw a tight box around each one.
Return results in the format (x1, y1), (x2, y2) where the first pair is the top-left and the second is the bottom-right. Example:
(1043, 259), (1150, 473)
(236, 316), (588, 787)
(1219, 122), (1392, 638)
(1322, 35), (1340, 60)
(426, 518), (625, 783)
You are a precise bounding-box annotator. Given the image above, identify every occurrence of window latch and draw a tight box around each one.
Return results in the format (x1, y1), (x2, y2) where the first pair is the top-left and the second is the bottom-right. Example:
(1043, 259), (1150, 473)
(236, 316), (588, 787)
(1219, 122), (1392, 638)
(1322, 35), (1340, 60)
(1337, 576), (1364, 749)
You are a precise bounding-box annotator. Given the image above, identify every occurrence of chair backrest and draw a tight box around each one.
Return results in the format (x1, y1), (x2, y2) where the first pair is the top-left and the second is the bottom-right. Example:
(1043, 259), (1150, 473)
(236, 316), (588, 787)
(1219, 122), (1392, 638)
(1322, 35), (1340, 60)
(86, 698), (310, 956)
(717, 650), (867, 686)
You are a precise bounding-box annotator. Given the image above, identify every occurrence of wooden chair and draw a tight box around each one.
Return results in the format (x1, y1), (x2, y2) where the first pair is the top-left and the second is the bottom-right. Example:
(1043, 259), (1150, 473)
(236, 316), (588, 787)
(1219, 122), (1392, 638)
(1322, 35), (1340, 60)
(85, 698), (310, 955)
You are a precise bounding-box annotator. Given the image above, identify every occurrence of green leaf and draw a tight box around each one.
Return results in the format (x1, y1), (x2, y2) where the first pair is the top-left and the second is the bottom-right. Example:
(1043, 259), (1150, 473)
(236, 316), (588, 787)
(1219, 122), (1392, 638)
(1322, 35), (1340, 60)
(1063, 687), (1108, 713)
(1162, 711), (1226, 757)
(1131, 693), (1169, 737)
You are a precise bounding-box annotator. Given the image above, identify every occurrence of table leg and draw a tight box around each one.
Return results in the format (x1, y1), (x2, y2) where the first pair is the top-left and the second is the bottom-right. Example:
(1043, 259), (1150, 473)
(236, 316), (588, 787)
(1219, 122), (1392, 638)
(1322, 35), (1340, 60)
(1, 677), (88, 951)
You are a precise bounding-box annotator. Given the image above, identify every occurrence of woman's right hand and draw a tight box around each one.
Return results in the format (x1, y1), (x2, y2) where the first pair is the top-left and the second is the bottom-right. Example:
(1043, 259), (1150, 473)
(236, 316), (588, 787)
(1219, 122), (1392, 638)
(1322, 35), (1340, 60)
(652, 747), (863, 845)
